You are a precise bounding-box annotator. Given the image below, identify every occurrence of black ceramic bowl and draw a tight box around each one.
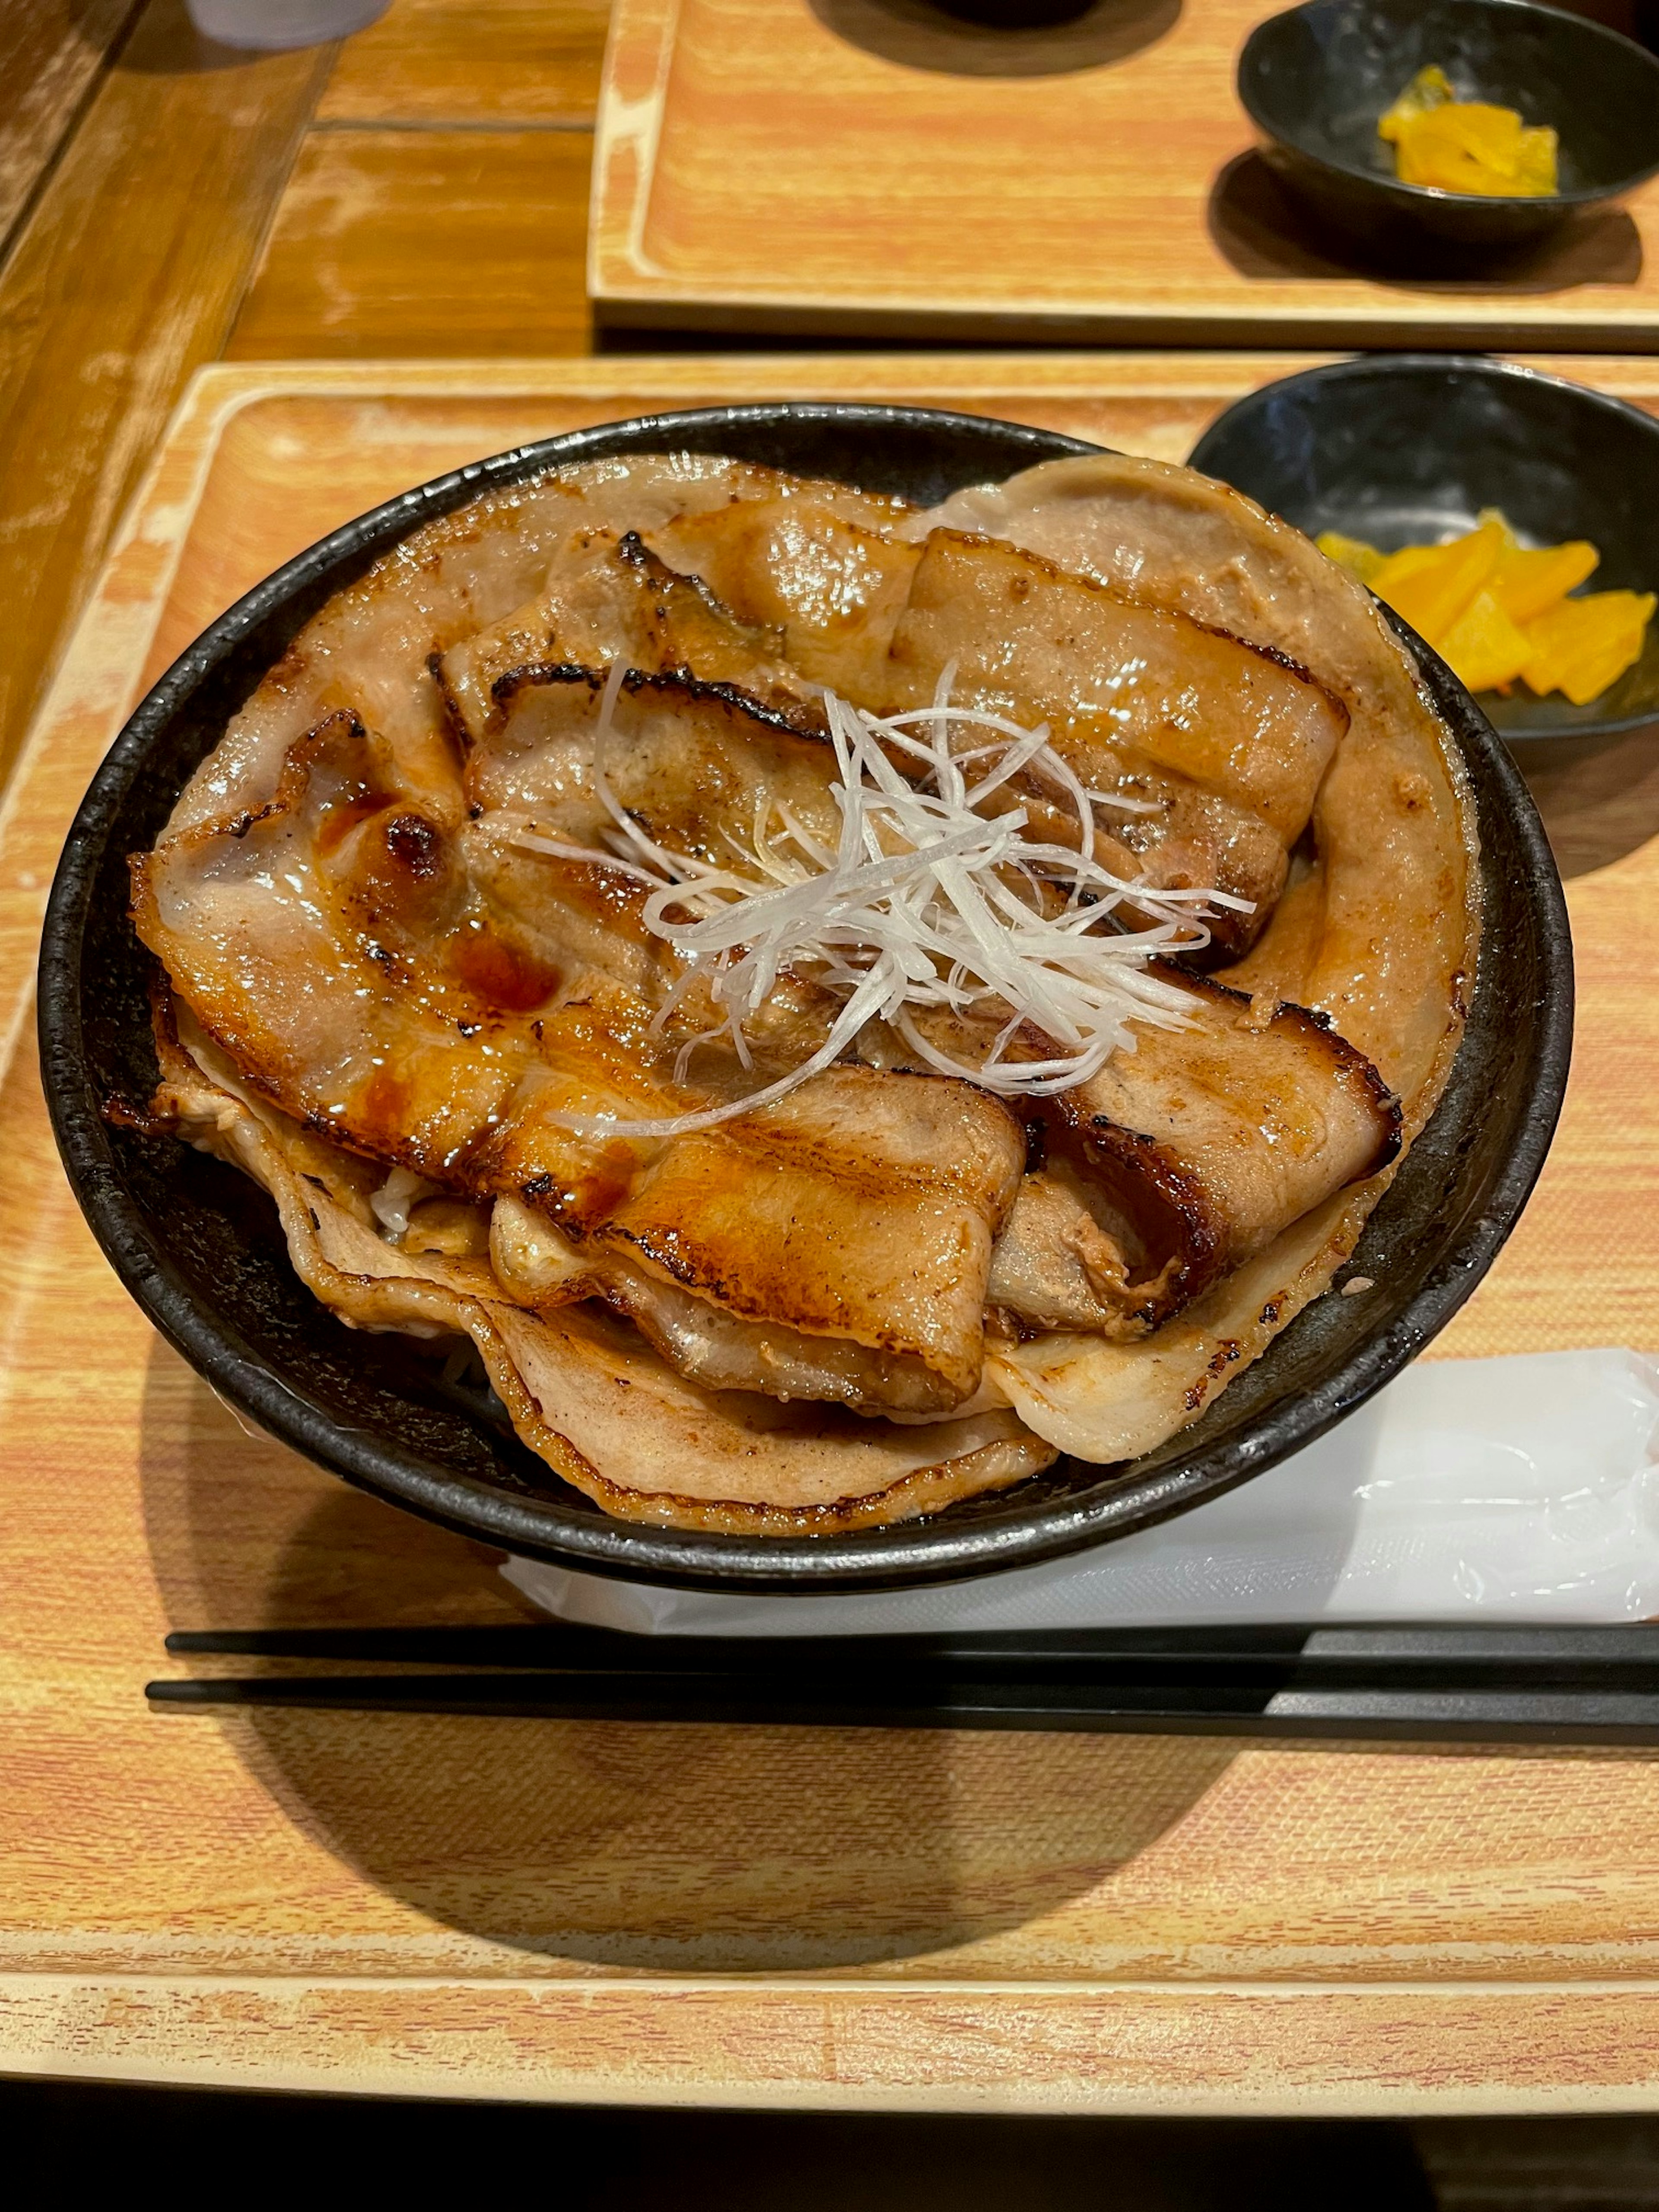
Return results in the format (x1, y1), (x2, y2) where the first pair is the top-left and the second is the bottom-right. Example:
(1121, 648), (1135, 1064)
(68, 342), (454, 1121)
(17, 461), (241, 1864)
(935, 0), (1095, 23)
(1189, 354), (1659, 743)
(39, 404), (1572, 1595)
(1237, 0), (1659, 258)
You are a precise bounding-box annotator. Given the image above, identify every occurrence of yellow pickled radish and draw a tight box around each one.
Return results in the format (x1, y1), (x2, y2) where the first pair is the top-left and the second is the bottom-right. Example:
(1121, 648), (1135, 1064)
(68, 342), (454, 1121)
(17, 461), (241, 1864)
(1311, 506), (1646, 702)
(1522, 591), (1656, 704)
(1378, 65), (1454, 140)
(1367, 542), (1442, 586)
(1315, 529), (1385, 582)
(1397, 102), (1521, 183)
(1560, 645), (1638, 705)
(1490, 538), (1599, 624)
(1378, 65), (1558, 197)
(1372, 519), (1505, 639)
(1435, 588), (1534, 693)
(1513, 126), (1559, 197)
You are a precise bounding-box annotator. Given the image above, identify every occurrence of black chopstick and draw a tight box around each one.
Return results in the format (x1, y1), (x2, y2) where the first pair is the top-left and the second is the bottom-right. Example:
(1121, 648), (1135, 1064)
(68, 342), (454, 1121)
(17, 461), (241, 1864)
(149, 1623), (1659, 1742)
(161, 1622), (1659, 1684)
(145, 1668), (1659, 1742)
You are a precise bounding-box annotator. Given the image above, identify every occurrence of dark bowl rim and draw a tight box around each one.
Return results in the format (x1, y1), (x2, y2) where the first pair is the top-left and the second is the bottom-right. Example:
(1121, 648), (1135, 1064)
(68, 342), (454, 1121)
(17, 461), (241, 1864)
(38, 399), (1575, 1596)
(1237, 0), (1659, 214)
(1188, 351), (1659, 743)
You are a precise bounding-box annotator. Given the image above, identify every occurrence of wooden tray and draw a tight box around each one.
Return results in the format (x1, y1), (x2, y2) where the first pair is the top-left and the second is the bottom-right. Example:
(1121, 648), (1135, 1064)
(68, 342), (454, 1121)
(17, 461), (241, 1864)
(591, 0), (1659, 348)
(8, 353), (1659, 2108)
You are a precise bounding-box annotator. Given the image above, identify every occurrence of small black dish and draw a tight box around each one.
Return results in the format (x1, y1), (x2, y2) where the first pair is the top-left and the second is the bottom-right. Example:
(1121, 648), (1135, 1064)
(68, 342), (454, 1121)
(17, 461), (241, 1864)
(39, 404), (1572, 1595)
(1237, 0), (1659, 259)
(1189, 353), (1659, 743)
(934, 0), (1096, 24)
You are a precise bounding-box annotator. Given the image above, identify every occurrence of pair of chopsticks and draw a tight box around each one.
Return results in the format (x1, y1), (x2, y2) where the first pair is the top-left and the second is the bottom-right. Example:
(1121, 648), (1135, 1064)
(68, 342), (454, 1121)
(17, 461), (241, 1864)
(148, 1623), (1659, 1741)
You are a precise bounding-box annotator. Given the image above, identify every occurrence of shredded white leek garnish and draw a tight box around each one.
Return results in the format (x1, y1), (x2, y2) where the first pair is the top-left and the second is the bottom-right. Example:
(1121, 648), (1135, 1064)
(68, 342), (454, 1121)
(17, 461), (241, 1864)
(512, 664), (1250, 1139)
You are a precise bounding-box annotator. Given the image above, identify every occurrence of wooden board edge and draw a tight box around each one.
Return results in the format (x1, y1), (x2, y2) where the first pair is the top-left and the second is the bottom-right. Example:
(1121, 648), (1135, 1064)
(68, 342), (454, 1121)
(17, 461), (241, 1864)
(0, 364), (266, 1097)
(53, 350), (1659, 419)
(62, 350), (1659, 408)
(7, 1976), (1659, 2110)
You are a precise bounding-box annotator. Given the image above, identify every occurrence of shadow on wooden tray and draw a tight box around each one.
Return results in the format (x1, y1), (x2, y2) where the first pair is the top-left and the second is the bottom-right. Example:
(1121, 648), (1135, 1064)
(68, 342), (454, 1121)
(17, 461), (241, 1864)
(1519, 727), (1659, 877)
(1208, 150), (1643, 294)
(136, 1342), (1241, 1972)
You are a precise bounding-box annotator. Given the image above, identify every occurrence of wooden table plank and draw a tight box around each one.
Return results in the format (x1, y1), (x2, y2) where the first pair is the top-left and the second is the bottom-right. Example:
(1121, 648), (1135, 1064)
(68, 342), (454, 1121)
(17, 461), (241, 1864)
(0, 1), (139, 258)
(226, 126), (595, 358)
(0, 0), (333, 799)
(317, 0), (609, 125)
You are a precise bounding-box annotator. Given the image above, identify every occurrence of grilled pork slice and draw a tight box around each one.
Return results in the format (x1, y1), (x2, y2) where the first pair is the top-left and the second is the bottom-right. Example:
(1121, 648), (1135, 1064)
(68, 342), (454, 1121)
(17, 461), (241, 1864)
(881, 531), (1350, 953)
(153, 1015), (1056, 1530)
(986, 972), (1399, 1337)
(913, 452), (1478, 1126)
(468, 663), (845, 865)
(133, 672), (1024, 1415)
(648, 497), (922, 701)
(890, 531), (1347, 841)
(438, 529), (822, 744)
(635, 512), (1348, 956)
(162, 454), (909, 841)
(479, 994), (1026, 1416)
(584, 1065), (1025, 1413)
(481, 1059), (1027, 1421)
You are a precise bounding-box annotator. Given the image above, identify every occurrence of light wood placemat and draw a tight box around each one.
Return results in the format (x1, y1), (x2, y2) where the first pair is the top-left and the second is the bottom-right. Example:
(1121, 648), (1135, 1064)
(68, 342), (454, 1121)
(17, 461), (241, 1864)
(7, 354), (1659, 2109)
(591, 0), (1659, 348)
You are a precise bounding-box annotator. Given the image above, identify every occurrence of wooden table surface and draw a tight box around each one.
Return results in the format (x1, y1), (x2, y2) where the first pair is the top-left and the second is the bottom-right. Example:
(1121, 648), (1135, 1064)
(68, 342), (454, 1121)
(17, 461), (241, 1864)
(0, 0), (609, 801)
(8, 0), (1659, 2112)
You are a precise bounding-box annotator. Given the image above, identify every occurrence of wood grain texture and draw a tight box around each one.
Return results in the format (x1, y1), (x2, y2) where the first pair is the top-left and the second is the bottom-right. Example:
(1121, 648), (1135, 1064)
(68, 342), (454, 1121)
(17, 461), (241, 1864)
(16, 1980), (1659, 2112)
(7, 356), (1659, 2104)
(317, 0), (610, 124)
(591, 0), (1659, 346)
(226, 126), (594, 357)
(0, 0), (138, 256)
(0, 0), (333, 802)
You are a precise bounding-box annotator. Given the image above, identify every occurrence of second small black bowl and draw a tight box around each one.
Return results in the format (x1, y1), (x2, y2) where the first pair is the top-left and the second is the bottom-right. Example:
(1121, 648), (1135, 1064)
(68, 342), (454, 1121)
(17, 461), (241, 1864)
(1238, 0), (1659, 258)
(1189, 354), (1659, 743)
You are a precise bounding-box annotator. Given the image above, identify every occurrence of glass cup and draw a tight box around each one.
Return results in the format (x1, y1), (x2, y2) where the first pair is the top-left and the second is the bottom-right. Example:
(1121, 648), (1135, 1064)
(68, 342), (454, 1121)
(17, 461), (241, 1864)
(184, 0), (390, 48)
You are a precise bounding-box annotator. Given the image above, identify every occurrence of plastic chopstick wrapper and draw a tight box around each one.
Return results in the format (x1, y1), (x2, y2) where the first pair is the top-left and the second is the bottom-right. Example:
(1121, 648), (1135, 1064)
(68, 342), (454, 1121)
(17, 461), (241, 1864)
(503, 1351), (1659, 1635)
